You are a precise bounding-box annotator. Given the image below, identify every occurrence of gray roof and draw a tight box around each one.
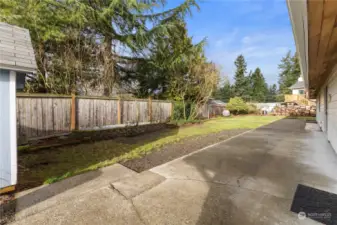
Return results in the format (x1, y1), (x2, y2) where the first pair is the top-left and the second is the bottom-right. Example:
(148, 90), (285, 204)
(289, 80), (304, 89)
(208, 99), (226, 105)
(0, 22), (37, 73)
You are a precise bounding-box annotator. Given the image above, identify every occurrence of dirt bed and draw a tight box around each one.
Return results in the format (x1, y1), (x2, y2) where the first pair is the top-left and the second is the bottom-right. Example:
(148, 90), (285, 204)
(121, 128), (249, 172)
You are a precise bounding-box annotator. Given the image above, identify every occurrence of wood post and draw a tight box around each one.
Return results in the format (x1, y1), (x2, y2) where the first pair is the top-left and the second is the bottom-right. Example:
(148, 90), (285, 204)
(117, 98), (122, 124)
(136, 101), (140, 124)
(0, 185), (15, 195)
(148, 96), (152, 122)
(170, 101), (174, 119)
(70, 94), (76, 131)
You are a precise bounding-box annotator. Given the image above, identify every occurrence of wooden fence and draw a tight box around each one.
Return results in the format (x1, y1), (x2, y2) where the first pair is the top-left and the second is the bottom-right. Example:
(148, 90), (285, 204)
(284, 94), (316, 106)
(16, 94), (172, 141)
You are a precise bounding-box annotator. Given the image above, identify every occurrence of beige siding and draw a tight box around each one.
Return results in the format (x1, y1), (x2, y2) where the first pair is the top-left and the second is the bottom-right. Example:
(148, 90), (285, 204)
(327, 69), (337, 152)
(316, 65), (337, 153)
(317, 88), (325, 131)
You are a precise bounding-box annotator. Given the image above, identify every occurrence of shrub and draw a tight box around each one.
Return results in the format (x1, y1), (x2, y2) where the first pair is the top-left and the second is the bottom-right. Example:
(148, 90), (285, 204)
(226, 97), (249, 115)
(247, 104), (259, 114)
(172, 101), (185, 120)
(171, 101), (197, 120)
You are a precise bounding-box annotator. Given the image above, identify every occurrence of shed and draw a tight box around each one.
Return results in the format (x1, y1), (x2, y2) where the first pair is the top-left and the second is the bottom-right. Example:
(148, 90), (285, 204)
(198, 99), (227, 118)
(0, 22), (37, 193)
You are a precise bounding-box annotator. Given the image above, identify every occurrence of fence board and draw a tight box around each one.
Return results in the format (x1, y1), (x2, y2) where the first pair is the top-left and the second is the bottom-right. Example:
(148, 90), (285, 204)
(17, 96), (71, 142)
(77, 98), (119, 130)
(17, 95), (172, 140)
(152, 101), (171, 122)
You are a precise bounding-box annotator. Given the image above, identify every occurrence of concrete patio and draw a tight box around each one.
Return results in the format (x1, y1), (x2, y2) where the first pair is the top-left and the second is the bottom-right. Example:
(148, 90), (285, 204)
(6, 119), (337, 225)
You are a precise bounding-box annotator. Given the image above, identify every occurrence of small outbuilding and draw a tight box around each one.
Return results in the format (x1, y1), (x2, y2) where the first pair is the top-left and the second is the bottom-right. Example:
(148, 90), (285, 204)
(198, 99), (227, 118)
(0, 22), (37, 193)
(289, 76), (305, 95)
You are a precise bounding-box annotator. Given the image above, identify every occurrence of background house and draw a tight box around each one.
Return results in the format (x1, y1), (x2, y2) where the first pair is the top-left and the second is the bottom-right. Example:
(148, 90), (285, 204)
(0, 22), (37, 193)
(289, 76), (305, 95)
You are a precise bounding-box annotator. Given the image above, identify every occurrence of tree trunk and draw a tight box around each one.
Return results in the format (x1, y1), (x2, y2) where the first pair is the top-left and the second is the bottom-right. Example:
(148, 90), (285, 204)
(182, 99), (187, 120)
(103, 35), (115, 96)
(36, 42), (48, 93)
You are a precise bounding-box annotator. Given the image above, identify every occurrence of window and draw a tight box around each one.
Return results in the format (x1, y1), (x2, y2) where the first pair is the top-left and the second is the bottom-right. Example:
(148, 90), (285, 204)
(299, 90), (305, 95)
(16, 73), (26, 91)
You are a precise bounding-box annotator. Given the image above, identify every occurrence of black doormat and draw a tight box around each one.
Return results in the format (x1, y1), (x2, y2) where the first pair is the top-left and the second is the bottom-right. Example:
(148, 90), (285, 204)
(291, 184), (337, 225)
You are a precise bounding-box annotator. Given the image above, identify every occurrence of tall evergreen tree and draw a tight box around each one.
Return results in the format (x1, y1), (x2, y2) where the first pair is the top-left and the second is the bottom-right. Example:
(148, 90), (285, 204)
(213, 77), (231, 102)
(266, 84), (277, 102)
(251, 67), (268, 102)
(278, 51), (301, 95)
(233, 55), (249, 99)
(245, 70), (253, 101)
(134, 20), (204, 97)
(0, 0), (199, 96)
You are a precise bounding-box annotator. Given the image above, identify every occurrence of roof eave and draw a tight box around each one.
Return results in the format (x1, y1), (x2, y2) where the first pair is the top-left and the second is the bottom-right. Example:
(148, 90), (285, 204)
(286, 0), (310, 95)
(0, 64), (36, 74)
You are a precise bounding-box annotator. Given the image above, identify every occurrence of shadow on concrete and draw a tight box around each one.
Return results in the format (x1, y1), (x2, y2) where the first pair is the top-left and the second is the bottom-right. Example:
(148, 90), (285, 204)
(182, 118), (337, 224)
(0, 124), (180, 224)
(0, 169), (102, 224)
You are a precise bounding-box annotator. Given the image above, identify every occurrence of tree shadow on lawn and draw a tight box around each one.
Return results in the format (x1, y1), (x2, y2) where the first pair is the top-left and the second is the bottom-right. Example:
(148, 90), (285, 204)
(0, 126), (180, 223)
(17, 126), (179, 191)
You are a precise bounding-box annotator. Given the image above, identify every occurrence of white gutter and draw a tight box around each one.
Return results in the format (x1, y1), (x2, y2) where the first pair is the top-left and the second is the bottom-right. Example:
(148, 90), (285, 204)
(286, 0), (309, 90)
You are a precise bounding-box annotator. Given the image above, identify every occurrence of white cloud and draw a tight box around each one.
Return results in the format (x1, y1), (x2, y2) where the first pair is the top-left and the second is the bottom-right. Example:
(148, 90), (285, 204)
(206, 29), (295, 85)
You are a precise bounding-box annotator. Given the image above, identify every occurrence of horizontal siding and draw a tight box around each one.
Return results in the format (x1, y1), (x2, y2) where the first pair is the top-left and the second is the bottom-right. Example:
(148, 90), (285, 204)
(328, 69), (337, 153)
(318, 89), (325, 131)
(317, 64), (337, 153)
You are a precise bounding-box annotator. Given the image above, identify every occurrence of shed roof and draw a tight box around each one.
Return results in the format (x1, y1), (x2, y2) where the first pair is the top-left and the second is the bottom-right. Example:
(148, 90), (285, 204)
(289, 80), (304, 90)
(0, 22), (37, 73)
(208, 99), (226, 105)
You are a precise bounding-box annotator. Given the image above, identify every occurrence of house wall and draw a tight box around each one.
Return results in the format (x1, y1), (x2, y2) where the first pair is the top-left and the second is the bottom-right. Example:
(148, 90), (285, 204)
(317, 88), (325, 131)
(0, 69), (17, 189)
(292, 89), (305, 95)
(292, 89), (299, 95)
(316, 65), (337, 153)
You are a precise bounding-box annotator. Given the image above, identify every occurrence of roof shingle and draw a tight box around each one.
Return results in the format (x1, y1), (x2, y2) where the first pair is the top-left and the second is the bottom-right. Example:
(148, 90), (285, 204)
(289, 80), (304, 90)
(0, 22), (37, 73)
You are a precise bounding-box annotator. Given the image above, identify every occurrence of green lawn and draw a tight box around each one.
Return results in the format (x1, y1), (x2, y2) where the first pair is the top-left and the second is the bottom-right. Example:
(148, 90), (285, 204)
(18, 116), (283, 190)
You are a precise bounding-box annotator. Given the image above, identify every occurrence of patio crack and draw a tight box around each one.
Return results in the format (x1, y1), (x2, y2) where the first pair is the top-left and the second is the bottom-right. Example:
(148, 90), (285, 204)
(109, 184), (148, 225)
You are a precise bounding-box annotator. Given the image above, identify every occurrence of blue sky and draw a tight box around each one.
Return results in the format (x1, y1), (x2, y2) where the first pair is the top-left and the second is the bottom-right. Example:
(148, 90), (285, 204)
(165, 0), (296, 85)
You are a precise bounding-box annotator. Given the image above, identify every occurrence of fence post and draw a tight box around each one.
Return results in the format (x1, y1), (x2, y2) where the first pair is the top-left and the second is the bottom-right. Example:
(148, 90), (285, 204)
(70, 94), (76, 131)
(170, 101), (174, 119)
(148, 96), (152, 122)
(117, 98), (122, 124)
(136, 100), (140, 124)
